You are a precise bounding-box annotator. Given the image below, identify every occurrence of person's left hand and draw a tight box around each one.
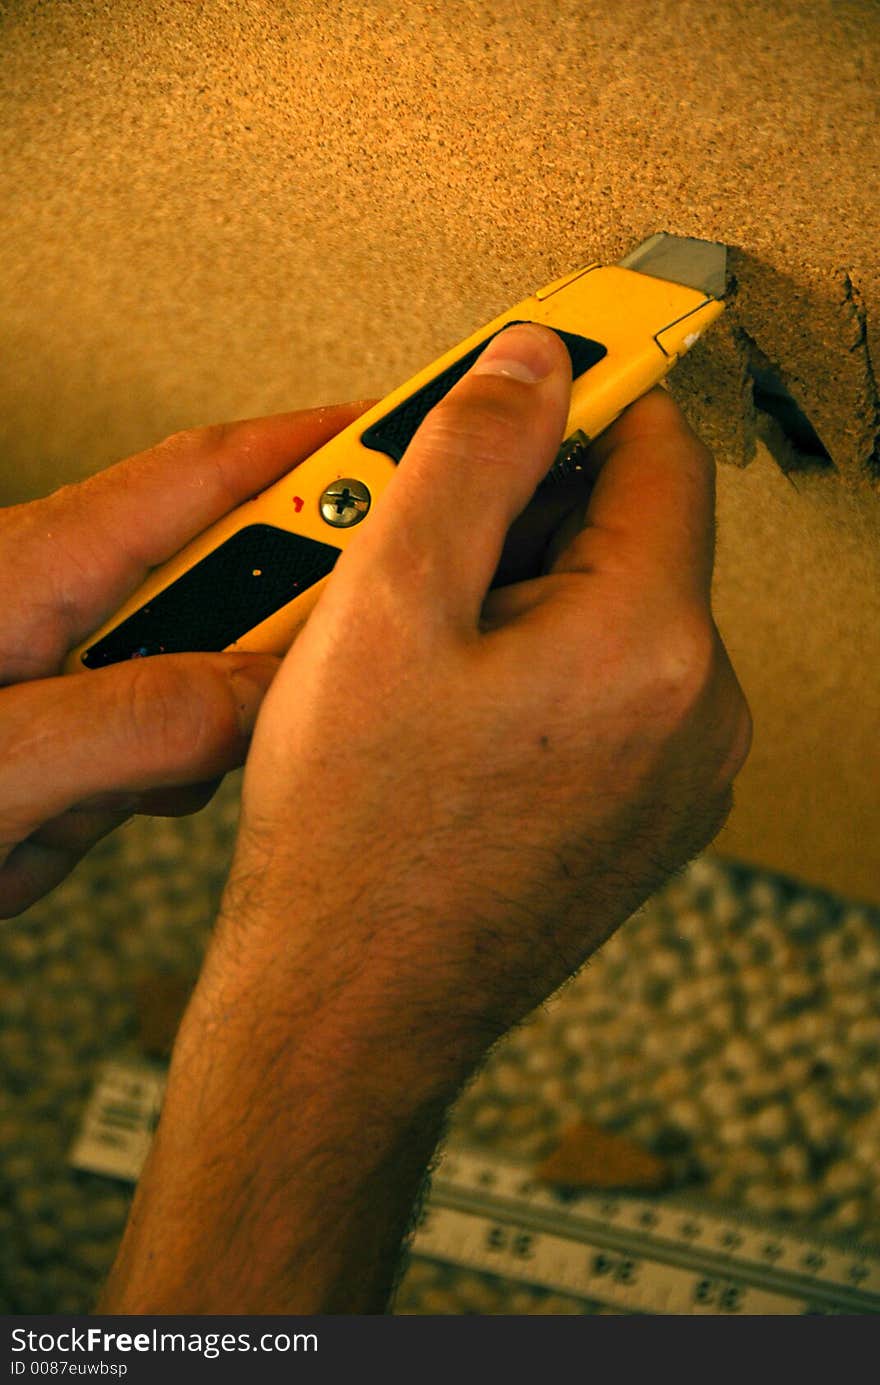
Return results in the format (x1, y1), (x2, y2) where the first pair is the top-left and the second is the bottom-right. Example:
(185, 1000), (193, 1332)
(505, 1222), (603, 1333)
(0, 400), (376, 917)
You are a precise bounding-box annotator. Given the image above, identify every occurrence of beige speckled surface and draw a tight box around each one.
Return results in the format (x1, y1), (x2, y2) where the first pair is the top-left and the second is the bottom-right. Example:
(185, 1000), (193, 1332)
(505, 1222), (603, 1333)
(1, 0), (878, 897)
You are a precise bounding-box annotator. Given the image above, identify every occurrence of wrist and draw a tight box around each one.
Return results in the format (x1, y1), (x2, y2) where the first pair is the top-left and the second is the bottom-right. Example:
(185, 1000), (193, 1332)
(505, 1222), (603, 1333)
(196, 895), (505, 1106)
(100, 917), (482, 1314)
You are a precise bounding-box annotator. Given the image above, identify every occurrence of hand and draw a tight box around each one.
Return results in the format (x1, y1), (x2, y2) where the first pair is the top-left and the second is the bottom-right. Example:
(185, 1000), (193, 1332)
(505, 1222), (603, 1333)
(214, 323), (752, 1051)
(0, 400), (375, 917)
(100, 323), (752, 1314)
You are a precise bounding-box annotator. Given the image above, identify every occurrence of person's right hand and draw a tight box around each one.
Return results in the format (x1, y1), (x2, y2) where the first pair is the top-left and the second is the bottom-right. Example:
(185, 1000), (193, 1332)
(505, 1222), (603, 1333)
(200, 322), (753, 1063)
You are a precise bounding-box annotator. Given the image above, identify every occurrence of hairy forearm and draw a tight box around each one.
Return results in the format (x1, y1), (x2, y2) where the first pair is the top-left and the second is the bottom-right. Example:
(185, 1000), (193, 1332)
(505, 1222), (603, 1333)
(98, 938), (471, 1314)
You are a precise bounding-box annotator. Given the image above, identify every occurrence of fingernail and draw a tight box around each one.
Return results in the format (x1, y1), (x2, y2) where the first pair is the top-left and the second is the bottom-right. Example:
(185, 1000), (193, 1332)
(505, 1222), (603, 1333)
(472, 323), (564, 384)
(229, 657), (281, 734)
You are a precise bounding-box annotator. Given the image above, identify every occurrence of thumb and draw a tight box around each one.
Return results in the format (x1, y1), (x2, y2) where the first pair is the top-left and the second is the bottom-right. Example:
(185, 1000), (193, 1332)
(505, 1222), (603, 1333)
(336, 322), (572, 633)
(0, 652), (280, 843)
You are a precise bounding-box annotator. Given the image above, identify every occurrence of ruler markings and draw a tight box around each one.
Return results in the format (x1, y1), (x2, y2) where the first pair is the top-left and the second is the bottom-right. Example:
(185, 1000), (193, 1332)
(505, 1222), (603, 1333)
(69, 1060), (165, 1183)
(419, 1188), (873, 1314)
(435, 1147), (880, 1285)
(412, 1205), (803, 1315)
(420, 1148), (880, 1315)
(69, 1061), (880, 1314)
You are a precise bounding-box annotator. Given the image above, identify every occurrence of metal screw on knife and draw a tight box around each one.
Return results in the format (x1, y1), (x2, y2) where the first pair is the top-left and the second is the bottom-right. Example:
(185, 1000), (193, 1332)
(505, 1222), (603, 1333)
(319, 478), (372, 527)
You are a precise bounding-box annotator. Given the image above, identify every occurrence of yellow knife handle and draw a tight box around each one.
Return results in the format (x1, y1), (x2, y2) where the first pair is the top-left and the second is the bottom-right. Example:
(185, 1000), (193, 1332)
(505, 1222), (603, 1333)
(63, 262), (723, 674)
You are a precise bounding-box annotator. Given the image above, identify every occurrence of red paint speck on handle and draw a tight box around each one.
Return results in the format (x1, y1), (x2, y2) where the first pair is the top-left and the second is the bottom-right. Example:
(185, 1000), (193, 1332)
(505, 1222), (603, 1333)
(292, 496), (304, 513)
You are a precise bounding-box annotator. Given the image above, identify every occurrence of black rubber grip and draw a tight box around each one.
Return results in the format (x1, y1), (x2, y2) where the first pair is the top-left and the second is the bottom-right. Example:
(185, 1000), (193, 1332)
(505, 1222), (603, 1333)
(81, 523), (341, 668)
(360, 322), (607, 465)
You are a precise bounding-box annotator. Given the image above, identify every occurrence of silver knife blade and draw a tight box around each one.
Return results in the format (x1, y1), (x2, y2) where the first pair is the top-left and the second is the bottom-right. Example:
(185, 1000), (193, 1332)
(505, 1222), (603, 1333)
(618, 232), (728, 300)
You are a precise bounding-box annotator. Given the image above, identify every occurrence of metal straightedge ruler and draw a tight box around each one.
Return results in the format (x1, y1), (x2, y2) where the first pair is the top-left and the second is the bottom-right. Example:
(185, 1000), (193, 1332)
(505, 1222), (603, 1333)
(71, 1059), (880, 1315)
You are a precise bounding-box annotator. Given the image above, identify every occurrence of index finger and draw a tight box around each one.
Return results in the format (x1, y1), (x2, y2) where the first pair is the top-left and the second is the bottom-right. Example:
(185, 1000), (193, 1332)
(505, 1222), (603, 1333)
(550, 388), (717, 604)
(11, 400), (379, 659)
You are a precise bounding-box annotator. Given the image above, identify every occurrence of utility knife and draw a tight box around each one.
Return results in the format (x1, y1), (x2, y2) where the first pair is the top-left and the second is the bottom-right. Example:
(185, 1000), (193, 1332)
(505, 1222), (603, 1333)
(64, 231), (727, 673)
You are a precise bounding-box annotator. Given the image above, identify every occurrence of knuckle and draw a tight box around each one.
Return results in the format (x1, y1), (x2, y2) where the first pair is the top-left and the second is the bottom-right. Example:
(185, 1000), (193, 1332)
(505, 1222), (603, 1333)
(645, 616), (753, 789)
(156, 422), (229, 456)
(419, 386), (528, 466)
(153, 424), (243, 513)
(645, 611), (717, 722)
(125, 661), (186, 762)
(124, 659), (233, 772)
(212, 418), (262, 457)
(155, 422), (255, 512)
